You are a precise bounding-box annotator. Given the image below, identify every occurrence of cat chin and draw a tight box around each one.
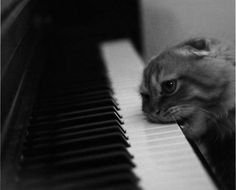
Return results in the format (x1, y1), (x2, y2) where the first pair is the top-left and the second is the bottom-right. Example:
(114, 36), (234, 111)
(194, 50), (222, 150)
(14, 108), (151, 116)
(182, 128), (205, 140)
(146, 114), (176, 124)
(178, 121), (207, 140)
(146, 113), (207, 139)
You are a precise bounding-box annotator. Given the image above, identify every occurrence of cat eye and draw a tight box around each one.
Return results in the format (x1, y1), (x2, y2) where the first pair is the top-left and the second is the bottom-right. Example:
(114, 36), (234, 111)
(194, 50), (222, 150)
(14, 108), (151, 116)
(161, 80), (177, 94)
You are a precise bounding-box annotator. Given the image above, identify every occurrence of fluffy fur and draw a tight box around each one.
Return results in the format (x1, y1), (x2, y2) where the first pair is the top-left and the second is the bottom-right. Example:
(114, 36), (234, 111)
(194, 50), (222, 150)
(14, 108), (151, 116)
(140, 37), (235, 189)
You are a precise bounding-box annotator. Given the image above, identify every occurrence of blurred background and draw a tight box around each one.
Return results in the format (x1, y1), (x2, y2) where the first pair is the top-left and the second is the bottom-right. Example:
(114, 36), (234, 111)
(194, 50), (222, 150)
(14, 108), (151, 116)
(2, 0), (234, 62)
(141, 0), (235, 61)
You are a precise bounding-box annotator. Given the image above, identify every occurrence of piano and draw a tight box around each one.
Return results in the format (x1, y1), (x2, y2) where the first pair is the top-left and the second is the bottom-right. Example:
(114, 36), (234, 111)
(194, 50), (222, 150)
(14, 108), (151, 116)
(1, 1), (219, 190)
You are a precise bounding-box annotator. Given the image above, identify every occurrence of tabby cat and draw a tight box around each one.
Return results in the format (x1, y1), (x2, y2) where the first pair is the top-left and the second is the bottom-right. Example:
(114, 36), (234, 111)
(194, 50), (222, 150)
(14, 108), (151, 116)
(140, 37), (235, 190)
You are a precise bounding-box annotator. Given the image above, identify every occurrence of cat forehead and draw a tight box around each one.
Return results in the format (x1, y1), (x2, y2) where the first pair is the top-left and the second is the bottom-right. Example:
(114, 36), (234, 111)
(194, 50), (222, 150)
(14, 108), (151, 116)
(158, 69), (178, 82)
(150, 62), (179, 84)
(150, 74), (161, 92)
(150, 54), (183, 77)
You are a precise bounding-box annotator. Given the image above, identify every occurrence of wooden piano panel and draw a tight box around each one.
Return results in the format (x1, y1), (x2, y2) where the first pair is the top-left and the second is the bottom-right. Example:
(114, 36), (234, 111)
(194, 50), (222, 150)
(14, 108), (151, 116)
(2, 1), (46, 189)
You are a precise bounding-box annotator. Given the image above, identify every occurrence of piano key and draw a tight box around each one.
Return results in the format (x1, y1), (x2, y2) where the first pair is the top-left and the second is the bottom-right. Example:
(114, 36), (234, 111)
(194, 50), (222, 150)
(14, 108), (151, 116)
(21, 144), (130, 165)
(20, 165), (139, 190)
(26, 120), (126, 138)
(28, 112), (123, 133)
(100, 39), (217, 190)
(30, 108), (123, 127)
(34, 90), (113, 109)
(39, 82), (111, 99)
(30, 105), (119, 123)
(36, 89), (113, 105)
(23, 132), (130, 156)
(25, 125), (127, 145)
(21, 151), (134, 173)
(33, 97), (119, 114)
(21, 172), (139, 190)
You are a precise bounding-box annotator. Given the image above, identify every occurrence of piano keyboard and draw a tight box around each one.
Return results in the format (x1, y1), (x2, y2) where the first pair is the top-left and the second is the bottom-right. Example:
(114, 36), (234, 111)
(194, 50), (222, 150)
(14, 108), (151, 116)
(16, 42), (139, 190)
(14, 36), (217, 190)
(100, 40), (217, 190)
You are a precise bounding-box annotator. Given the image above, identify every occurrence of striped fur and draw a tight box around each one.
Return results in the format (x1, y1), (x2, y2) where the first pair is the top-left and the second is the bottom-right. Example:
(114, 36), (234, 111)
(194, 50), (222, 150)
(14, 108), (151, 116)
(140, 37), (235, 189)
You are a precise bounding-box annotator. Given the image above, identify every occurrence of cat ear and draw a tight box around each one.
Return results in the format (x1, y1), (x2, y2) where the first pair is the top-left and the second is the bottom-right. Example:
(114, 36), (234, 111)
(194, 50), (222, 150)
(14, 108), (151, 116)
(185, 38), (210, 51)
(176, 38), (211, 58)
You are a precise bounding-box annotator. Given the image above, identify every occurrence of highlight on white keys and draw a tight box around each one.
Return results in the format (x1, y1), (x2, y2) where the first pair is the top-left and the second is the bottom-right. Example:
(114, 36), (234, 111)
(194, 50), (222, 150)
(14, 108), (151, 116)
(100, 39), (217, 190)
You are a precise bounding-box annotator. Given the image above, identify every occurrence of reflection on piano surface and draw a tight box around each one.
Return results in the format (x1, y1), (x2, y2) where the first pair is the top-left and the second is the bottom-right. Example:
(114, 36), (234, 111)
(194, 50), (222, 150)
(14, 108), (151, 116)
(1, 1), (219, 190)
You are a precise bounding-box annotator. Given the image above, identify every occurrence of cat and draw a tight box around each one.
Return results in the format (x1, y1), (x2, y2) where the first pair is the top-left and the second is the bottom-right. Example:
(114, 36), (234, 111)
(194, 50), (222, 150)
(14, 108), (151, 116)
(139, 37), (235, 190)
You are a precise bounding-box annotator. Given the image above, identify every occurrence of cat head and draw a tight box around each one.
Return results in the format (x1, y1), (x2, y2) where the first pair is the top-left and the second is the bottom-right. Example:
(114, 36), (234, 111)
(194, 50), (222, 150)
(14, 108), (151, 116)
(140, 37), (235, 139)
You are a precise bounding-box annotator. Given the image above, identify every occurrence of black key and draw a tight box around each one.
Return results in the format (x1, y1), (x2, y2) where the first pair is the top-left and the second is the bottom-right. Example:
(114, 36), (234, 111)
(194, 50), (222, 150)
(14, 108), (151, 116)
(31, 105), (119, 124)
(33, 98), (119, 116)
(21, 144), (131, 165)
(25, 125), (127, 146)
(26, 120), (126, 139)
(34, 90), (113, 109)
(23, 132), (130, 156)
(29, 112), (123, 131)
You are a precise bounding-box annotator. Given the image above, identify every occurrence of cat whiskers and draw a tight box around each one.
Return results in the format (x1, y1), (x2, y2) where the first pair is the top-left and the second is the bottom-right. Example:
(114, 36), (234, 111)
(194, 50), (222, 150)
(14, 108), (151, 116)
(168, 104), (214, 119)
(164, 106), (182, 119)
(164, 107), (182, 123)
(178, 105), (218, 126)
(169, 114), (186, 129)
(170, 114), (178, 124)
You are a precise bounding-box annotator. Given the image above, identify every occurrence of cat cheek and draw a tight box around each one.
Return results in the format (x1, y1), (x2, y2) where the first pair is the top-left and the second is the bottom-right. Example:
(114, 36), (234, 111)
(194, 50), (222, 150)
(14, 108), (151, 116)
(142, 102), (152, 114)
(142, 104), (148, 114)
(183, 112), (208, 140)
(180, 107), (196, 118)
